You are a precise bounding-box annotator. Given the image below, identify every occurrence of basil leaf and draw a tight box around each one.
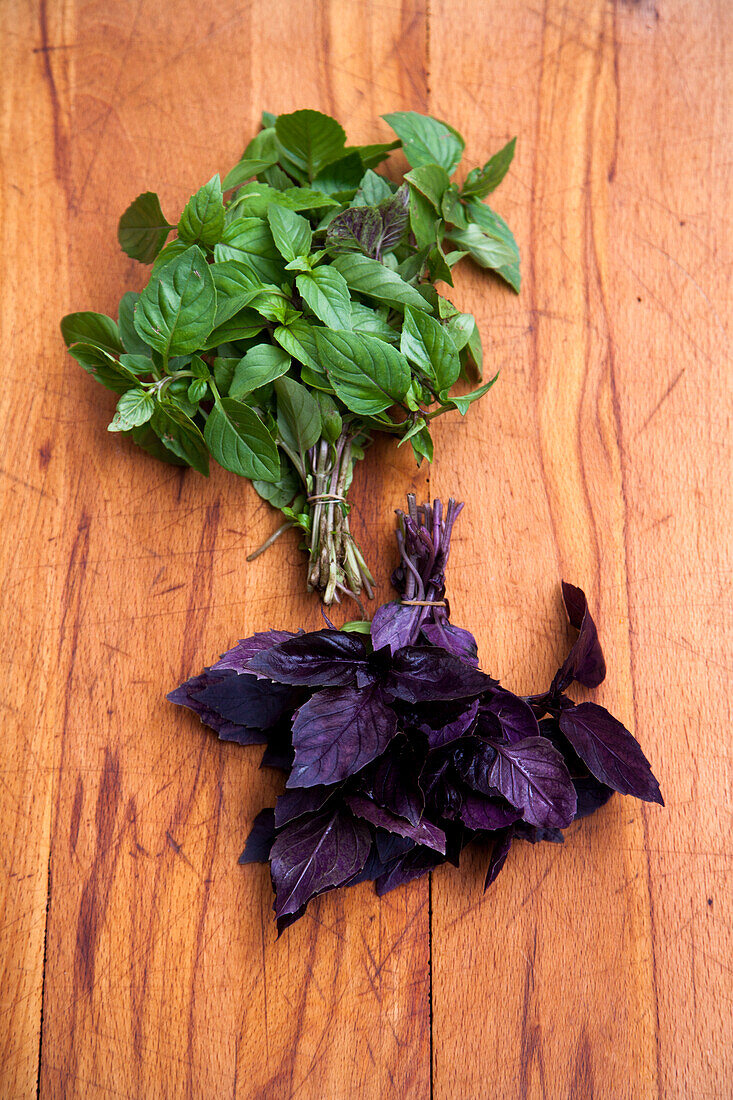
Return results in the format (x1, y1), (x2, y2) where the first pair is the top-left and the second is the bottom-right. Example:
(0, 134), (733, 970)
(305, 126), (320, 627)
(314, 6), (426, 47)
(462, 137), (516, 199)
(67, 342), (137, 395)
(400, 307), (460, 394)
(444, 222), (517, 272)
(350, 301), (398, 343)
(211, 261), (266, 325)
(267, 206), (312, 262)
(275, 109), (346, 182)
(134, 245), (216, 357)
(150, 238), (191, 276)
(205, 398), (280, 481)
(275, 376), (322, 455)
(314, 391), (342, 445)
(230, 345), (291, 398)
(252, 459), (301, 508)
(214, 217), (284, 283)
(404, 164), (450, 210)
(231, 181), (338, 216)
(61, 312), (123, 356)
(117, 191), (172, 263)
(444, 374), (498, 414)
(409, 424), (433, 465)
(178, 174), (225, 248)
(151, 405), (209, 475)
(315, 329), (410, 415)
(463, 200), (521, 291)
(353, 170), (394, 207)
(296, 267), (352, 329)
(330, 254), (431, 312)
(109, 388), (155, 431)
(408, 186), (439, 251)
(118, 293), (151, 356)
(129, 423), (187, 466)
(223, 155), (279, 191)
(273, 319), (321, 371)
(312, 153), (364, 196)
(382, 112), (465, 174)
(443, 311), (475, 352)
(200, 309), (266, 350)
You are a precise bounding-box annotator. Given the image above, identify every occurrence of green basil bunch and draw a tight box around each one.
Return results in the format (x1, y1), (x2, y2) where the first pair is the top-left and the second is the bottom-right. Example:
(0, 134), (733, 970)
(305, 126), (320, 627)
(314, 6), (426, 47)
(60, 109), (520, 605)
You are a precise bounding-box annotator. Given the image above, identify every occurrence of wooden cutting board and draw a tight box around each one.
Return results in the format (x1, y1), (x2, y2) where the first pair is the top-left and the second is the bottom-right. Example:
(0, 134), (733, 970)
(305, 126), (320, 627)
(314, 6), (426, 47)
(1, 1), (730, 1096)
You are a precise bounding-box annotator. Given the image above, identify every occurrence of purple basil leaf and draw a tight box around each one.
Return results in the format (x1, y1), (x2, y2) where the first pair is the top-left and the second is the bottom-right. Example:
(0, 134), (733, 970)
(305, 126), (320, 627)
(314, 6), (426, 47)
(326, 185), (408, 259)
(274, 785), (333, 828)
(385, 646), (496, 704)
(346, 832), (415, 887)
(238, 808), (276, 864)
(559, 702), (663, 804)
(212, 630), (298, 673)
(514, 822), (565, 844)
(420, 622), (479, 666)
(377, 184), (410, 252)
(419, 698), (479, 749)
(490, 737), (577, 828)
(346, 794), (446, 854)
(483, 689), (540, 744)
(270, 807), (371, 917)
(459, 792), (520, 831)
(370, 601), (419, 654)
(374, 845), (443, 896)
(246, 629), (368, 687)
(288, 684), (398, 788)
(358, 736), (425, 826)
(190, 674), (299, 732)
(484, 827), (513, 890)
(168, 670), (269, 745)
(552, 582), (606, 693)
(573, 775), (615, 818)
(453, 738), (499, 796)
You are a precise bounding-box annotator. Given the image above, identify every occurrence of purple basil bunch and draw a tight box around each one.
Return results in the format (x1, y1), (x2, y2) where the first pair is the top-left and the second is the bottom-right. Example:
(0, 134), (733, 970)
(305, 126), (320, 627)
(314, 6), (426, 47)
(169, 498), (662, 932)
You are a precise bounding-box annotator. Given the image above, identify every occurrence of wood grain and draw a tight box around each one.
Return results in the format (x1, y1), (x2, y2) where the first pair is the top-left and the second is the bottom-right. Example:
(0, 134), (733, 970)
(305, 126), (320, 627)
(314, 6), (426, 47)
(0, 0), (730, 1097)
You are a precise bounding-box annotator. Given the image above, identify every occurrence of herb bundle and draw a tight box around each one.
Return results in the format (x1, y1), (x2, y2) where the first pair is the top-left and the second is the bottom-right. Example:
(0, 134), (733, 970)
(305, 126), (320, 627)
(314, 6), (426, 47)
(60, 109), (520, 604)
(170, 496), (662, 932)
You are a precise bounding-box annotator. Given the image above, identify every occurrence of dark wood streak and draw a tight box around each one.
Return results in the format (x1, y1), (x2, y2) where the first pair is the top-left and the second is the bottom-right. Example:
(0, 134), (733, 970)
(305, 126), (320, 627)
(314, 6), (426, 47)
(37, 0), (70, 200)
(518, 927), (546, 1099)
(69, 777), (83, 856)
(572, 1029), (595, 1098)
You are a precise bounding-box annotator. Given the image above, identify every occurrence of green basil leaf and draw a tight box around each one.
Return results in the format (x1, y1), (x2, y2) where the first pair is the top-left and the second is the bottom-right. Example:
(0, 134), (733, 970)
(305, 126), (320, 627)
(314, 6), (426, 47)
(223, 155), (279, 191)
(150, 238), (191, 276)
(178, 174), (225, 248)
(340, 619), (372, 635)
(275, 109), (346, 181)
(273, 319), (320, 370)
(129, 423), (187, 466)
(230, 181), (339, 217)
(149, 405), (209, 475)
(404, 164), (450, 210)
(214, 357), (238, 396)
(464, 321), (484, 381)
(67, 342), (137, 395)
(350, 301), (398, 343)
(382, 112), (465, 174)
(345, 140), (400, 170)
(330, 253), (431, 312)
(134, 245), (216, 358)
(296, 267), (352, 329)
(200, 308), (266, 350)
(230, 345), (291, 398)
(443, 311), (475, 352)
(312, 152), (364, 196)
(444, 222), (517, 272)
(427, 243), (454, 287)
(275, 376), (322, 455)
(118, 293), (151, 356)
(109, 388), (155, 431)
(444, 374), (498, 415)
(214, 217), (284, 284)
(463, 200), (521, 291)
(315, 329), (410, 415)
(441, 185), (468, 228)
(252, 459), (301, 508)
(462, 137), (516, 199)
(117, 192), (172, 263)
(353, 169), (394, 207)
(61, 312), (123, 356)
(186, 377), (208, 404)
(119, 354), (154, 375)
(400, 307), (460, 394)
(314, 391), (343, 444)
(205, 398), (280, 481)
(408, 186), (440, 251)
(211, 260), (265, 323)
(267, 206), (312, 261)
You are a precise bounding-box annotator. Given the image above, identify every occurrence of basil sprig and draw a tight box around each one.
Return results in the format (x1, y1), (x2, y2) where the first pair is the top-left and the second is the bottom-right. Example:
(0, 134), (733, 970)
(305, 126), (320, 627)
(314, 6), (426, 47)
(61, 109), (521, 604)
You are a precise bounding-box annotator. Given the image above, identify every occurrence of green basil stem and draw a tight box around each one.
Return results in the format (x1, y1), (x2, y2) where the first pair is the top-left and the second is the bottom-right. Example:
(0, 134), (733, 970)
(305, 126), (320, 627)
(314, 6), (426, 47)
(303, 428), (374, 608)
